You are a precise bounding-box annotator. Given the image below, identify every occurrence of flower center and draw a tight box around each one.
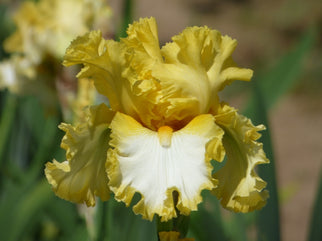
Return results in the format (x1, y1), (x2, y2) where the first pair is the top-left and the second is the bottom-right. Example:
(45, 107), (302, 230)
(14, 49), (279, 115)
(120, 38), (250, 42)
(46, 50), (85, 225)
(157, 126), (173, 148)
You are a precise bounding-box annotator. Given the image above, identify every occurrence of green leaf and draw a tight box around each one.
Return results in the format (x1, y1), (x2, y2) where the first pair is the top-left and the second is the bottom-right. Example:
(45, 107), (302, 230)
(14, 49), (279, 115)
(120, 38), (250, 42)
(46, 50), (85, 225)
(95, 196), (156, 241)
(241, 27), (316, 241)
(44, 198), (81, 237)
(224, 213), (254, 241)
(108, 195), (154, 240)
(95, 200), (109, 241)
(307, 166), (322, 241)
(0, 4), (13, 59)
(27, 116), (61, 180)
(251, 80), (280, 241)
(0, 179), (54, 241)
(189, 193), (229, 241)
(116, 0), (133, 39)
(0, 92), (17, 168)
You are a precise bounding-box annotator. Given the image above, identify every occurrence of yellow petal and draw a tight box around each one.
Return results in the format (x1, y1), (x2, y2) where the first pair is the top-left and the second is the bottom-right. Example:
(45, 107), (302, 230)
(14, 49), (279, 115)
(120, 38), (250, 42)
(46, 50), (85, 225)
(122, 17), (163, 84)
(72, 77), (97, 124)
(4, 0), (111, 60)
(63, 30), (132, 114)
(45, 103), (114, 206)
(159, 231), (195, 241)
(63, 30), (119, 104)
(121, 17), (165, 129)
(63, 30), (162, 130)
(123, 17), (162, 64)
(213, 104), (269, 212)
(152, 27), (253, 122)
(107, 112), (224, 221)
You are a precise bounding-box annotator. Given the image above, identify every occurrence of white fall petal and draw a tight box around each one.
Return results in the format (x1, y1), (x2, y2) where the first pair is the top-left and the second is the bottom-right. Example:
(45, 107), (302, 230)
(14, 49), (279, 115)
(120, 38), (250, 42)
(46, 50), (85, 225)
(107, 112), (224, 221)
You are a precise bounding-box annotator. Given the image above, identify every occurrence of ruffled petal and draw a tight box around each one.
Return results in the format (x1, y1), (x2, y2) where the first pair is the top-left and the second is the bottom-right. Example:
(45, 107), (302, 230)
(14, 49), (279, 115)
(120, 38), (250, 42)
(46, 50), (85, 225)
(107, 112), (224, 221)
(121, 17), (165, 129)
(63, 30), (162, 130)
(45, 103), (114, 206)
(152, 27), (253, 123)
(72, 77), (97, 124)
(212, 104), (269, 212)
(63, 31), (122, 109)
(159, 231), (195, 241)
(121, 17), (163, 99)
(123, 17), (162, 65)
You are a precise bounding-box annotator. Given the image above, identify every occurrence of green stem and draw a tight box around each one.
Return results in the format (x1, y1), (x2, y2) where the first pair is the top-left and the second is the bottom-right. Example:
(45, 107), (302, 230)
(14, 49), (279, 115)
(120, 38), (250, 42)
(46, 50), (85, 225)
(106, 200), (113, 241)
(156, 194), (190, 240)
(97, 201), (108, 241)
(156, 214), (191, 240)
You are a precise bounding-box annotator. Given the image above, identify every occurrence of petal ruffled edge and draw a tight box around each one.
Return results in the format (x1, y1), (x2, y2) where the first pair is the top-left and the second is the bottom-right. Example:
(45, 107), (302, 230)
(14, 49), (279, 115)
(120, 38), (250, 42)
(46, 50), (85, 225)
(62, 28), (163, 130)
(45, 103), (114, 206)
(63, 30), (126, 112)
(152, 26), (253, 125)
(106, 112), (225, 221)
(213, 104), (269, 212)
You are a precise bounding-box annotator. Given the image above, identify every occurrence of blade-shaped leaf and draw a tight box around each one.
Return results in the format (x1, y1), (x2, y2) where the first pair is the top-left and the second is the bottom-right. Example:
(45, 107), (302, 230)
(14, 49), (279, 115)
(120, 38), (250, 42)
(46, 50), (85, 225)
(97, 195), (157, 241)
(116, 0), (133, 39)
(251, 80), (280, 241)
(242, 27), (316, 241)
(0, 179), (54, 241)
(0, 92), (17, 168)
(189, 192), (229, 241)
(307, 165), (322, 241)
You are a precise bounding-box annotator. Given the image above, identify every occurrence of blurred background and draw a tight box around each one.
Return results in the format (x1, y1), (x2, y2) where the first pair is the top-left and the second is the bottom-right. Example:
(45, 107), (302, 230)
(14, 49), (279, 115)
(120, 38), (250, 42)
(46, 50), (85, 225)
(0, 0), (321, 241)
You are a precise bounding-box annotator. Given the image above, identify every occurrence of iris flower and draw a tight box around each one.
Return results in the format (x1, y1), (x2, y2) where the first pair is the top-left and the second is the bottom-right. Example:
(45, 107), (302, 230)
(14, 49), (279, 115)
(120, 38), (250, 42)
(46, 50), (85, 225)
(0, 0), (111, 116)
(3, 0), (111, 65)
(45, 17), (269, 222)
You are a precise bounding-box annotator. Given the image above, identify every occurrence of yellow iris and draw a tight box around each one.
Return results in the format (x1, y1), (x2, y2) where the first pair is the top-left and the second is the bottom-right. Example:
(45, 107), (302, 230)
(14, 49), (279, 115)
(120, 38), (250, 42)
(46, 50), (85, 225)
(0, 0), (111, 117)
(45, 17), (269, 221)
(4, 0), (111, 63)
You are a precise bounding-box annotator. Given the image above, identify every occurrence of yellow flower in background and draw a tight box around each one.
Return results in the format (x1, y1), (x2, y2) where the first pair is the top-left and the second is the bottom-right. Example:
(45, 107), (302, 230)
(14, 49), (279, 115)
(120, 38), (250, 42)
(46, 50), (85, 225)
(45, 17), (269, 222)
(0, 0), (112, 118)
(4, 0), (111, 64)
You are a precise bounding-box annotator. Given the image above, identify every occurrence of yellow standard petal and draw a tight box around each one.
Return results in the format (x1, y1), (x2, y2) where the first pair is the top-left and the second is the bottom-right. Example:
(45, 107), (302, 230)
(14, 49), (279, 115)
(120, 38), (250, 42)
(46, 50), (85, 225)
(152, 26), (253, 124)
(123, 17), (162, 65)
(159, 231), (195, 241)
(107, 112), (224, 221)
(45, 103), (114, 206)
(212, 104), (269, 212)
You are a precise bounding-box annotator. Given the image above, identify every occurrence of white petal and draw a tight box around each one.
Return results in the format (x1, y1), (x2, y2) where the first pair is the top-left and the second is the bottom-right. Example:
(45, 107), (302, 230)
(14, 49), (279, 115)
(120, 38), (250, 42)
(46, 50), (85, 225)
(107, 113), (224, 221)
